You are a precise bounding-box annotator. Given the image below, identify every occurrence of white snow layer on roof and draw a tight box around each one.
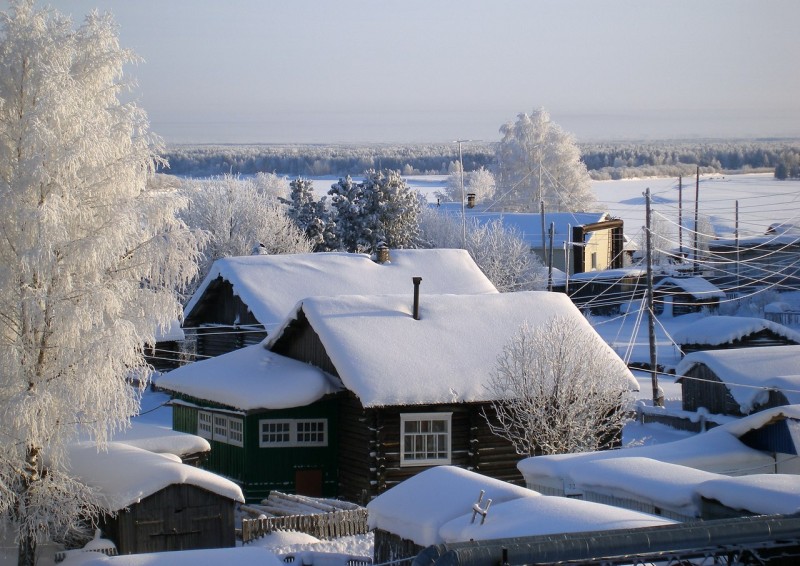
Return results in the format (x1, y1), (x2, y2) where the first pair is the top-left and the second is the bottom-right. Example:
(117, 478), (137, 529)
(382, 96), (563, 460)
(111, 423), (210, 458)
(61, 546), (282, 565)
(156, 345), (340, 410)
(518, 426), (775, 485)
(568, 457), (718, 518)
(653, 277), (726, 298)
(366, 466), (539, 546)
(675, 346), (800, 412)
(268, 291), (638, 408)
(696, 474), (800, 515)
(716, 404), (800, 437)
(185, 249), (498, 330)
(438, 496), (675, 542)
(67, 442), (244, 511)
(671, 316), (800, 346)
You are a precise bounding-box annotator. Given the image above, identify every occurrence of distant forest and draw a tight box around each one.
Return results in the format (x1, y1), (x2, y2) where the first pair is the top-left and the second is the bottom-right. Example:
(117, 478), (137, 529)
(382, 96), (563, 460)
(162, 139), (800, 180)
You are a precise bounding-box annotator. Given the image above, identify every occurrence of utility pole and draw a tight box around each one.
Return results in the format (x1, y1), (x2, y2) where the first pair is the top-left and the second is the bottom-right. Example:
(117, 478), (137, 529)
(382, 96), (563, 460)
(693, 166), (700, 275)
(735, 200), (740, 292)
(677, 176), (683, 260)
(645, 188), (662, 407)
(565, 224), (571, 294)
(540, 201), (547, 269)
(547, 222), (555, 292)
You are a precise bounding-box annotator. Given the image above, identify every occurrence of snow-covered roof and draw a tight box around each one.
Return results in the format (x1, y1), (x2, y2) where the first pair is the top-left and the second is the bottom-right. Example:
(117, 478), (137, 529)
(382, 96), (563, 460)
(67, 442), (244, 511)
(155, 319), (185, 342)
(653, 276), (725, 299)
(568, 267), (646, 282)
(675, 346), (800, 413)
(710, 404), (800, 437)
(672, 316), (800, 346)
(366, 466), (539, 546)
(267, 291), (638, 408)
(61, 546), (283, 565)
(184, 249), (498, 331)
(111, 423), (210, 458)
(156, 345), (341, 411)
(518, 422), (776, 487)
(569, 457), (718, 518)
(438, 496), (675, 543)
(696, 474), (800, 516)
(431, 205), (611, 248)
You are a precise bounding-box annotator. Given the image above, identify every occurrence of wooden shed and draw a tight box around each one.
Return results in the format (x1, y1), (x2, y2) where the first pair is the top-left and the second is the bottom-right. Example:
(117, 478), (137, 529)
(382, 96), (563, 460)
(266, 291), (638, 503)
(653, 276), (725, 317)
(157, 343), (343, 502)
(675, 346), (800, 416)
(181, 249), (498, 359)
(67, 442), (244, 555)
(672, 316), (800, 355)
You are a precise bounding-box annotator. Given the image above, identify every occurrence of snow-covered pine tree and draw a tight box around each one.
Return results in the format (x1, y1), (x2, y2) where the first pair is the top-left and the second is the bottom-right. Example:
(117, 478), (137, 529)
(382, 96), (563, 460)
(0, 3), (202, 563)
(285, 178), (336, 251)
(328, 170), (421, 253)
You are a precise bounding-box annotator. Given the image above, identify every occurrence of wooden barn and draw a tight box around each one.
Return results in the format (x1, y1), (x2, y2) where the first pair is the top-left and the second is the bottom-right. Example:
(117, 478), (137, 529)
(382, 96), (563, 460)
(182, 249), (498, 359)
(558, 267), (646, 315)
(67, 442), (244, 555)
(157, 345), (343, 502)
(672, 316), (800, 355)
(653, 276), (725, 317)
(675, 345), (800, 417)
(265, 290), (638, 503)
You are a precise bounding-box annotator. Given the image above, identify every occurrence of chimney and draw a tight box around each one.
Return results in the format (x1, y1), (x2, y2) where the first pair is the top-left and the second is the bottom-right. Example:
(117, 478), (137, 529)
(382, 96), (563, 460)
(467, 193), (476, 208)
(376, 243), (390, 264)
(412, 277), (422, 320)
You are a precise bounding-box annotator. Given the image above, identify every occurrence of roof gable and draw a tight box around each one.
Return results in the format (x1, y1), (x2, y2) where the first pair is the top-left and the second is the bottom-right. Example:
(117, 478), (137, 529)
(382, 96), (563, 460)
(267, 291), (637, 407)
(185, 249), (498, 331)
(672, 316), (800, 346)
(653, 277), (725, 299)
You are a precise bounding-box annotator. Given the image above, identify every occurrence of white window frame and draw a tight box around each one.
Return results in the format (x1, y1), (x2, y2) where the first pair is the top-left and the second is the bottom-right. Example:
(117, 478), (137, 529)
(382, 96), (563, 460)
(197, 411), (213, 440)
(227, 417), (244, 447)
(400, 412), (452, 467)
(259, 418), (328, 448)
(199, 411), (243, 447)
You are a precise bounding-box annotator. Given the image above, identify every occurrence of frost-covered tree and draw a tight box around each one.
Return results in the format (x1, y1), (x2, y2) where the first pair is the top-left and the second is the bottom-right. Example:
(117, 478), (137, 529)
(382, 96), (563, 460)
(438, 166), (496, 205)
(419, 209), (546, 292)
(328, 170), (421, 253)
(285, 178), (337, 252)
(252, 171), (290, 201)
(484, 317), (633, 456)
(0, 3), (202, 563)
(181, 174), (312, 279)
(495, 108), (595, 212)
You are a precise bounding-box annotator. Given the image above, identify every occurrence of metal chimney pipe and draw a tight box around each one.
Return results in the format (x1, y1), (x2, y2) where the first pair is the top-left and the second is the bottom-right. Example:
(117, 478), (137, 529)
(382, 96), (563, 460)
(412, 277), (422, 320)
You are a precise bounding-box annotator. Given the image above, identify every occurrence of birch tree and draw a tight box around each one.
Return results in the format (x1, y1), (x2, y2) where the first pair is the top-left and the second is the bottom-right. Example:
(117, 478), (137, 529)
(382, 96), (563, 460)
(495, 108), (595, 212)
(181, 174), (312, 282)
(0, 3), (202, 563)
(484, 317), (633, 456)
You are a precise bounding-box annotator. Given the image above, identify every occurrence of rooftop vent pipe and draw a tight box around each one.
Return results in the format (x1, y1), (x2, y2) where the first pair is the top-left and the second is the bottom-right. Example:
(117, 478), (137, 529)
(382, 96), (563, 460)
(467, 193), (476, 208)
(412, 277), (422, 320)
(376, 243), (390, 264)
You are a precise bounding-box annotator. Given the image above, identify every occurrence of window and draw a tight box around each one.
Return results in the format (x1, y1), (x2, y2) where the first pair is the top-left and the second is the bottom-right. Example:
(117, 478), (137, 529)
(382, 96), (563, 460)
(228, 418), (244, 447)
(591, 251), (598, 270)
(259, 419), (328, 447)
(198, 411), (243, 447)
(400, 413), (451, 467)
(198, 411), (213, 439)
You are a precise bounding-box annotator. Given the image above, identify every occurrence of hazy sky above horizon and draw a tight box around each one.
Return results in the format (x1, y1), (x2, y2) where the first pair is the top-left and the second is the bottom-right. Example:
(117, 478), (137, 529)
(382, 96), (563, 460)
(44, 0), (800, 144)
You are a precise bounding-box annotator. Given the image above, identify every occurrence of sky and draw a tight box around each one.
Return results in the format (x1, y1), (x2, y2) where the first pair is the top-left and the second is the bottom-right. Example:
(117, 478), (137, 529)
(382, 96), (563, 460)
(39, 0), (800, 145)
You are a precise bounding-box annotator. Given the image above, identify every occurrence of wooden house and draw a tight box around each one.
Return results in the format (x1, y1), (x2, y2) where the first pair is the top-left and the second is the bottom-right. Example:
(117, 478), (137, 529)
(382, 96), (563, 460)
(182, 249), (498, 358)
(706, 228), (800, 293)
(431, 204), (626, 275)
(675, 346), (800, 417)
(265, 290), (638, 503)
(652, 276), (725, 317)
(156, 344), (343, 502)
(67, 442), (243, 555)
(556, 267), (646, 315)
(672, 316), (800, 355)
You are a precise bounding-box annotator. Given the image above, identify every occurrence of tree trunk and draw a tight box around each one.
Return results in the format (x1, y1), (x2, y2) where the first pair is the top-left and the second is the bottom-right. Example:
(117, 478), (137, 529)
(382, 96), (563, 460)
(17, 535), (35, 566)
(17, 446), (40, 566)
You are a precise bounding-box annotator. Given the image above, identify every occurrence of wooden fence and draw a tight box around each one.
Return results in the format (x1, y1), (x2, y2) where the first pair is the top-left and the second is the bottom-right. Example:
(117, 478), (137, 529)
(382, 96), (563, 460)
(241, 508), (369, 543)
